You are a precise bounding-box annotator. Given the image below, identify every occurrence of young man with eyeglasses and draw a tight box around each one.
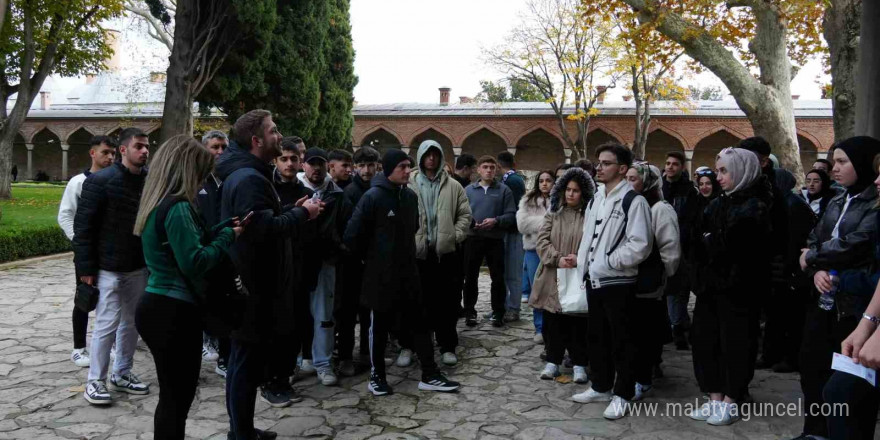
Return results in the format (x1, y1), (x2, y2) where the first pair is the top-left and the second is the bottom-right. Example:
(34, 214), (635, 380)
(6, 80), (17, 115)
(572, 143), (652, 420)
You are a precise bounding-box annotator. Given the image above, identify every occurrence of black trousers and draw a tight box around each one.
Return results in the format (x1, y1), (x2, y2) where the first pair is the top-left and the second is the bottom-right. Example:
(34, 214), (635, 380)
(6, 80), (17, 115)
(264, 334), (296, 386)
(543, 311), (588, 366)
(587, 283), (638, 400)
(73, 270), (89, 349)
(463, 236), (506, 315)
(691, 292), (761, 402)
(633, 296), (671, 386)
(417, 249), (461, 353)
(294, 287), (313, 361)
(226, 339), (268, 440)
(135, 293), (202, 440)
(823, 370), (880, 440)
(762, 281), (808, 366)
(454, 240), (467, 316)
(370, 304), (438, 379)
(799, 305), (858, 437)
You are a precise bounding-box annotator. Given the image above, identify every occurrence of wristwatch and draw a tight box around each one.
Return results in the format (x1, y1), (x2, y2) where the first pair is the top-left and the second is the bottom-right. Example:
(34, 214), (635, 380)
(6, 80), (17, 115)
(863, 313), (880, 326)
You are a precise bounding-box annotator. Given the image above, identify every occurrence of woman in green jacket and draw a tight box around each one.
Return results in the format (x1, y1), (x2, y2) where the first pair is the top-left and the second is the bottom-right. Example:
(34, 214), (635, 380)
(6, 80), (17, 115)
(133, 135), (241, 440)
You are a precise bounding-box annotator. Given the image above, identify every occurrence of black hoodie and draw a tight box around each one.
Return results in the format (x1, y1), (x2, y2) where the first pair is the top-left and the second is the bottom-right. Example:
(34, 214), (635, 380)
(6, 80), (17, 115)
(662, 171), (700, 256)
(343, 173), (421, 312)
(214, 141), (310, 342)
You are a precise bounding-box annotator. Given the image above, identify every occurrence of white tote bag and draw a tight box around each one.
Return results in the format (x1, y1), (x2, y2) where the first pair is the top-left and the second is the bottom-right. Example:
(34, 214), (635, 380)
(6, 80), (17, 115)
(557, 267), (588, 313)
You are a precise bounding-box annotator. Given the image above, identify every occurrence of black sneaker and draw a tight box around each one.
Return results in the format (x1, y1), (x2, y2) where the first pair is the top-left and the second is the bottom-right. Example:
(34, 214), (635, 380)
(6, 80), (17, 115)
(465, 310), (478, 327)
(490, 313), (504, 328)
(228, 429), (278, 440)
(419, 372), (460, 392)
(260, 387), (293, 408)
(109, 373), (150, 395)
(368, 374), (393, 396)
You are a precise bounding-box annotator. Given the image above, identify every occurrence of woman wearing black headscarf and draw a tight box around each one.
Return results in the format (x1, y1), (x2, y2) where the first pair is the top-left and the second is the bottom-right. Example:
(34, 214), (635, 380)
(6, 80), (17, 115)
(794, 136), (880, 440)
(801, 168), (837, 218)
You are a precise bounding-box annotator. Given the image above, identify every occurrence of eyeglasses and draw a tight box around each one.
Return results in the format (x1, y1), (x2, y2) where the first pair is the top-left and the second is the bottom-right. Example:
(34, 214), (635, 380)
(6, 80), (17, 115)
(595, 161), (619, 169)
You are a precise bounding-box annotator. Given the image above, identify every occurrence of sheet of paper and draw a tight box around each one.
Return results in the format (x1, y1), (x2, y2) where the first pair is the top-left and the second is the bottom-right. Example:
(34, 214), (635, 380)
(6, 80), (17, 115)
(831, 352), (878, 386)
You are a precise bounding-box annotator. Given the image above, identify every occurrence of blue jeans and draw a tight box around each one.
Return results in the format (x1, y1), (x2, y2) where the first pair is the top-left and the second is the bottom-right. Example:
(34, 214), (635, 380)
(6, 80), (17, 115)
(504, 232), (525, 313)
(310, 262), (336, 371)
(522, 249), (542, 333)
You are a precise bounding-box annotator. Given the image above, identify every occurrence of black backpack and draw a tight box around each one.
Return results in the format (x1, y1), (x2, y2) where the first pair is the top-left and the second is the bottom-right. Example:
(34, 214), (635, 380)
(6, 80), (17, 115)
(605, 190), (665, 295)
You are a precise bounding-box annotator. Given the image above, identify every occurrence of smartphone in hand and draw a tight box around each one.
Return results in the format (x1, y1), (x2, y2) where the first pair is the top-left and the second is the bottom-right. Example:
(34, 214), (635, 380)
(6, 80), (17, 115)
(240, 211), (255, 227)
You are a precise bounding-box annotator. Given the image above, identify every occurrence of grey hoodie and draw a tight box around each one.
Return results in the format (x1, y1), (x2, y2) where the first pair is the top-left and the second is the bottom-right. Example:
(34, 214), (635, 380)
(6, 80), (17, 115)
(414, 140), (445, 247)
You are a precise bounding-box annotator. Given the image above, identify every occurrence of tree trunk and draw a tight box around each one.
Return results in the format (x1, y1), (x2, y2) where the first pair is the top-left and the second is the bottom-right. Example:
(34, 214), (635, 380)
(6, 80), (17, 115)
(824, 0), (861, 141)
(621, 0), (805, 180)
(856, 0), (880, 137)
(159, 0), (195, 143)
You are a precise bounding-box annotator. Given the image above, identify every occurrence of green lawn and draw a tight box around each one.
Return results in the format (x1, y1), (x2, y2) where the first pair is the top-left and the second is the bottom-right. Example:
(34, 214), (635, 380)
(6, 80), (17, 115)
(0, 184), (66, 229)
(0, 184), (70, 263)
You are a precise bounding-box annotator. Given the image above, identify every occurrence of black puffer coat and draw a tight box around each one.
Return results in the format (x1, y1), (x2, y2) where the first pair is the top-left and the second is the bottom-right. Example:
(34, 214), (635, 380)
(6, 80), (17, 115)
(694, 176), (774, 298)
(215, 142), (310, 342)
(662, 172), (700, 255)
(73, 162), (146, 275)
(343, 173), (421, 312)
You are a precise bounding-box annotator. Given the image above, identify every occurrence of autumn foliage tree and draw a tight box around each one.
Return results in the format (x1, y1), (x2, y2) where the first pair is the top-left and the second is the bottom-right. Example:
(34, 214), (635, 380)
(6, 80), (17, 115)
(485, 0), (620, 160)
(584, 0), (825, 176)
(0, 0), (123, 198)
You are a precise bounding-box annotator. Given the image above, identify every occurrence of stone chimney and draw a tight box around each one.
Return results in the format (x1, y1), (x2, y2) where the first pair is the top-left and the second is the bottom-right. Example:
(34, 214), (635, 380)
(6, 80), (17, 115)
(459, 96), (472, 104)
(40, 91), (51, 110)
(103, 29), (122, 71)
(791, 95), (800, 100)
(85, 74), (97, 84)
(623, 95), (632, 102)
(596, 85), (608, 104)
(150, 71), (167, 83)
(439, 87), (451, 106)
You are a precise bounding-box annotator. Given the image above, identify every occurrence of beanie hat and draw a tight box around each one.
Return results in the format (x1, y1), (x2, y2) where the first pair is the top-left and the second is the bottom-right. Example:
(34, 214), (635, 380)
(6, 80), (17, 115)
(382, 148), (412, 177)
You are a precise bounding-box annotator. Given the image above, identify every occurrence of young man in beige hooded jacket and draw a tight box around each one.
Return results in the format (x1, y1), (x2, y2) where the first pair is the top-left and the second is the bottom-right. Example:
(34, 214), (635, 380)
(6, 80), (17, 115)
(410, 140), (472, 366)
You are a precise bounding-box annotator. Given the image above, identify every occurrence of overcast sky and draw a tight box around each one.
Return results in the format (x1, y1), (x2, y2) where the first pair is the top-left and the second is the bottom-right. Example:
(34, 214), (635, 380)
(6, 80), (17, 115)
(348, 0), (829, 104)
(42, 0), (829, 106)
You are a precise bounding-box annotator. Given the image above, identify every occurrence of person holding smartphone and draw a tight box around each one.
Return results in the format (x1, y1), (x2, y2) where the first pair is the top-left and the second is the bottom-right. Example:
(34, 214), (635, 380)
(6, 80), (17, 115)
(133, 135), (243, 439)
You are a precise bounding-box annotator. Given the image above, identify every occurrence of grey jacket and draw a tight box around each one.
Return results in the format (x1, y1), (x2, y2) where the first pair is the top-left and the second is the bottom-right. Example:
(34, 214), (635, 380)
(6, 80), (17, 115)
(465, 181), (517, 239)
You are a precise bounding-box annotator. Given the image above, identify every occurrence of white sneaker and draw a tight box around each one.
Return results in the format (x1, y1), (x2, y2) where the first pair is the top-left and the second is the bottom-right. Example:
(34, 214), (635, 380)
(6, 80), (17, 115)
(396, 349), (413, 367)
(71, 348), (90, 368)
(688, 400), (721, 421)
(707, 401), (740, 426)
(83, 380), (111, 406)
(318, 368), (338, 386)
(299, 359), (316, 375)
(539, 363), (560, 380)
(202, 343), (219, 362)
(533, 333), (544, 344)
(633, 383), (653, 401)
(441, 352), (458, 366)
(573, 366), (588, 384)
(572, 387), (613, 404)
(603, 396), (631, 420)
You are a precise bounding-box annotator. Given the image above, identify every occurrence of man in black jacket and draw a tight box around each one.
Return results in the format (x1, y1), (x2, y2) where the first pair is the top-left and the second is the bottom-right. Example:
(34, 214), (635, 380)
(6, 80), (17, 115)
(661, 151), (701, 350)
(74, 128), (151, 406)
(339, 146), (380, 371)
(343, 149), (460, 396)
(215, 110), (322, 440)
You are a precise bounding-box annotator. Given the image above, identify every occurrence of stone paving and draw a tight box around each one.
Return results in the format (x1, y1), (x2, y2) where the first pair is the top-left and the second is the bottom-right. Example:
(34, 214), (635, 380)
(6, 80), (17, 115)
(0, 255), (812, 440)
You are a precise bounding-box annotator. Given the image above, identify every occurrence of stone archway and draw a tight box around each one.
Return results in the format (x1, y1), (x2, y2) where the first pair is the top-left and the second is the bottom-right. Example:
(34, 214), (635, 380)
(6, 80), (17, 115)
(32, 128), (62, 181)
(361, 128), (403, 156)
(693, 129), (743, 171)
(462, 128), (507, 160)
(12, 133), (27, 180)
(798, 134), (818, 173)
(515, 128), (565, 172)
(584, 128), (621, 161)
(67, 128), (95, 176)
(410, 128), (455, 169)
(645, 129), (685, 168)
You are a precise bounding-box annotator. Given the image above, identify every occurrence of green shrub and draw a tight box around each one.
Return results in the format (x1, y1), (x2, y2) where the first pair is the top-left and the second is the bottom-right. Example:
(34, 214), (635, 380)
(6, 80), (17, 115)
(0, 226), (71, 263)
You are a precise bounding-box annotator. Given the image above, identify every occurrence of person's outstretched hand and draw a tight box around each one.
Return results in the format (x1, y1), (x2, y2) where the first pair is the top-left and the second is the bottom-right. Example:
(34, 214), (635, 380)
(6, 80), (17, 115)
(303, 198), (325, 220)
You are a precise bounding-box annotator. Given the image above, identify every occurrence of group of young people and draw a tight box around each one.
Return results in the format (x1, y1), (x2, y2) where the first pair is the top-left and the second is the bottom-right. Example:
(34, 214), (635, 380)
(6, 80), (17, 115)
(56, 108), (880, 439)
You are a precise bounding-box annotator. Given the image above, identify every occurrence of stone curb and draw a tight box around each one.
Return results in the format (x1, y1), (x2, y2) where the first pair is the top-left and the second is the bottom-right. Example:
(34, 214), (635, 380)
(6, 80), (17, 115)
(0, 251), (72, 271)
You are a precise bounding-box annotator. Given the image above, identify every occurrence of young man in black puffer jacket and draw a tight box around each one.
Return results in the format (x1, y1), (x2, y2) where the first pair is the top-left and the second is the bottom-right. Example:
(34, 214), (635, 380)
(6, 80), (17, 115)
(344, 149), (460, 397)
(74, 128), (151, 406)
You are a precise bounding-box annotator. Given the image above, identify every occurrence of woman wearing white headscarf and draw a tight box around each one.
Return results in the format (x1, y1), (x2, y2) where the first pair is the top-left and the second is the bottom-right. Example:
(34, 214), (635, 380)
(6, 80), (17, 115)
(686, 148), (773, 426)
(624, 163), (681, 400)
